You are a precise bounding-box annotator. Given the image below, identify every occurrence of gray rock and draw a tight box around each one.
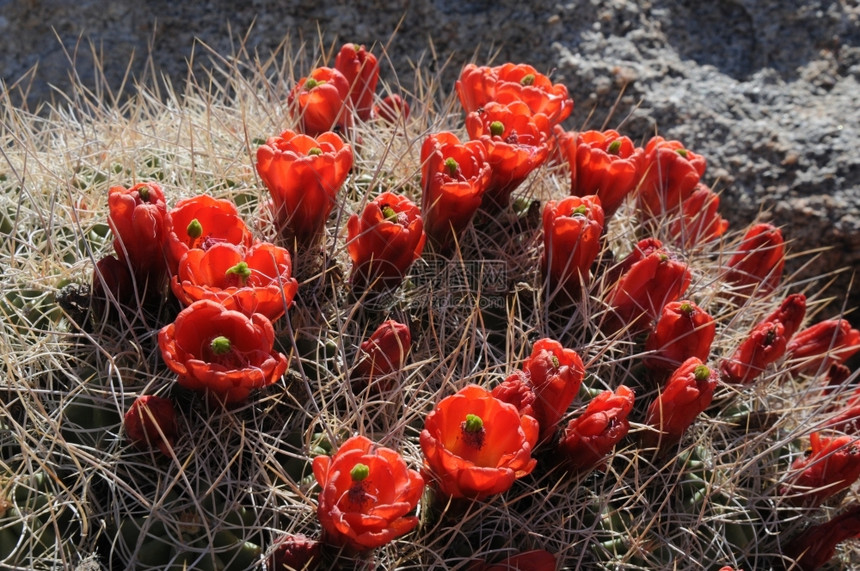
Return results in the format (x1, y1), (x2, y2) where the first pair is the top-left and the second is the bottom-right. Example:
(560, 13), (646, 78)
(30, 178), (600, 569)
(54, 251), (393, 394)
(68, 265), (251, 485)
(1, 0), (858, 316)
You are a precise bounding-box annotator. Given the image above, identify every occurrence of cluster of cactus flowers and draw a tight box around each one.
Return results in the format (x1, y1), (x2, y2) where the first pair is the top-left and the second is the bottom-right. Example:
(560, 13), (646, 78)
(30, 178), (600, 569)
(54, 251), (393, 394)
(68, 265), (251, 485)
(2, 39), (860, 571)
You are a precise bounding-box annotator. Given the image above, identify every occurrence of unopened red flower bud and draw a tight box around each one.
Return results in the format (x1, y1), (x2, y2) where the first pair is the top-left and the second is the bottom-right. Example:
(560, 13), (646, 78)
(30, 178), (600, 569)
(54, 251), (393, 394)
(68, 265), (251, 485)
(721, 321), (788, 385)
(559, 385), (634, 472)
(721, 294), (806, 384)
(124, 395), (178, 456)
(668, 183), (729, 248)
(92, 254), (134, 307)
(724, 223), (785, 298)
(334, 43), (379, 121)
(373, 94), (410, 123)
(352, 320), (412, 391)
(268, 533), (321, 571)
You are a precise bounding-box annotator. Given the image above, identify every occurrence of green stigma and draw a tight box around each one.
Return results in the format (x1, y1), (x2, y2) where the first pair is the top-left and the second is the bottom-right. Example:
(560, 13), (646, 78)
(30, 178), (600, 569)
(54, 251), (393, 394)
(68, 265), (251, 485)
(304, 78), (321, 90)
(693, 365), (711, 382)
(607, 140), (622, 155)
(571, 205), (588, 217)
(676, 148), (688, 158)
(679, 302), (693, 315)
(308, 147), (323, 156)
(138, 186), (150, 202)
(351, 463), (370, 482)
(382, 205), (398, 223)
(490, 121), (505, 137)
(186, 218), (203, 239)
(444, 157), (459, 176)
(520, 74), (536, 86)
(551, 355), (560, 368)
(464, 414), (484, 433)
(210, 336), (231, 355)
(226, 261), (252, 283)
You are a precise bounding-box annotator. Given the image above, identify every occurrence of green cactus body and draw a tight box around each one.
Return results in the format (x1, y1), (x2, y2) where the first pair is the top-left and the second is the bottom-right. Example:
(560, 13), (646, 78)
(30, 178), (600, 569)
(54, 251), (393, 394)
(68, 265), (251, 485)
(1, 288), (62, 336)
(111, 494), (262, 570)
(0, 468), (81, 568)
(60, 390), (123, 451)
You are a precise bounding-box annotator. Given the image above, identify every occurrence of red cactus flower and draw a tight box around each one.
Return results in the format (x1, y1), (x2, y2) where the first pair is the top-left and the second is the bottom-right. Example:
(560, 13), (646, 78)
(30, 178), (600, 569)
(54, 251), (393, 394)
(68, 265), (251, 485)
(312, 435), (423, 551)
(721, 294), (807, 384)
(124, 395), (178, 456)
(636, 136), (707, 218)
(721, 321), (789, 385)
(780, 432), (860, 506)
(346, 192), (426, 291)
(521, 338), (586, 442)
(165, 194), (254, 275)
(788, 319), (860, 375)
(421, 384), (538, 499)
(334, 43), (379, 121)
(542, 195), (605, 302)
(558, 385), (635, 472)
(268, 533), (321, 571)
(603, 239), (692, 334)
(456, 62), (573, 125)
(644, 300), (716, 372)
(641, 358), (719, 449)
(784, 504), (860, 571)
(352, 320), (412, 390)
(158, 299), (288, 404)
(723, 223), (785, 298)
(465, 100), (552, 210)
(764, 293), (807, 340)
(256, 129), (353, 247)
(373, 94), (410, 123)
(287, 67), (353, 136)
(470, 549), (558, 571)
(171, 241), (298, 322)
(107, 181), (169, 284)
(668, 183), (729, 248)
(420, 131), (492, 250)
(557, 128), (644, 217)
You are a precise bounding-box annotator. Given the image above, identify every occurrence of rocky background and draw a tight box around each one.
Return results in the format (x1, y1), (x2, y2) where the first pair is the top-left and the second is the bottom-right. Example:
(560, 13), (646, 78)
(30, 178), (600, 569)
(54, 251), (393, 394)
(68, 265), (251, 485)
(2, 0), (859, 318)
